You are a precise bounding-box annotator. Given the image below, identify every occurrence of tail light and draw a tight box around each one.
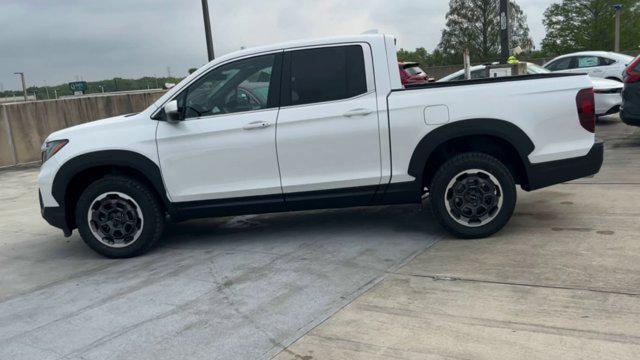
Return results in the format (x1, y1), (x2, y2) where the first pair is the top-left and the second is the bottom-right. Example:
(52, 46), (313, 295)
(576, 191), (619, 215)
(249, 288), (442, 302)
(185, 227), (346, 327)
(576, 88), (595, 133)
(624, 56), (640, 83)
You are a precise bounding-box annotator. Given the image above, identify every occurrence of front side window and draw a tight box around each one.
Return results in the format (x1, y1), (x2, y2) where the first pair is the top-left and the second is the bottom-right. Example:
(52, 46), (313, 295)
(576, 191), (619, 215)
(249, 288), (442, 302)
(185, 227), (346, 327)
(178, 54), (277, 119)
(286, 45), (367, 106)
(577, 56), (600, 68)
(546, 57), (573, 71)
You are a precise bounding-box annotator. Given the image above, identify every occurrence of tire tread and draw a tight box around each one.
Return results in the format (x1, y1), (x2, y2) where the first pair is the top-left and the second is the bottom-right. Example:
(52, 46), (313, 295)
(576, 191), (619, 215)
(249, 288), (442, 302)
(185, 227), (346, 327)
(75, 175), (164, 258)
(429, 152), (516, 239)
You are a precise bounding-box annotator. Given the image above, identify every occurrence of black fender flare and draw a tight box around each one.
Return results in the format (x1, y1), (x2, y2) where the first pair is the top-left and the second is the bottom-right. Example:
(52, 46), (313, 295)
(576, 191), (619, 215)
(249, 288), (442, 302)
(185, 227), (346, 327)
(407, 118), (535, 184)
(51, 150), (169, 208)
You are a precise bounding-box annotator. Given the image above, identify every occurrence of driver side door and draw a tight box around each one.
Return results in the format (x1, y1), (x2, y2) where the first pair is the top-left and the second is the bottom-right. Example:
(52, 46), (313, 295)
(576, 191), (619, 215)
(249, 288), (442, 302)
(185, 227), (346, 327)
(156, 52), (284, 207)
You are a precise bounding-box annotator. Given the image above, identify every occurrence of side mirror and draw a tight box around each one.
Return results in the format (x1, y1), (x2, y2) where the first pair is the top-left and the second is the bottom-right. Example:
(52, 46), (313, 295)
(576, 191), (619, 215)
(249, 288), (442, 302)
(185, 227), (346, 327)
(164, 100), (182, 123)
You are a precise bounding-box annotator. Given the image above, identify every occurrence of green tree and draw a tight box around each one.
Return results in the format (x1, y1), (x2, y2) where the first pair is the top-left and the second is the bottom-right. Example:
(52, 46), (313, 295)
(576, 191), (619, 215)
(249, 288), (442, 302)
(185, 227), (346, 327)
(396, 47), (431, 65)
(541, 0), (640, 55)
(437, 0), (534, 62)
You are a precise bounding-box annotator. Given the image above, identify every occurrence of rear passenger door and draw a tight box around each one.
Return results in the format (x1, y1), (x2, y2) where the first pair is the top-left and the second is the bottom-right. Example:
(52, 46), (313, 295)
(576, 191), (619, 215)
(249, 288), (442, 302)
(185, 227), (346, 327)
(275, 44), (381, 209)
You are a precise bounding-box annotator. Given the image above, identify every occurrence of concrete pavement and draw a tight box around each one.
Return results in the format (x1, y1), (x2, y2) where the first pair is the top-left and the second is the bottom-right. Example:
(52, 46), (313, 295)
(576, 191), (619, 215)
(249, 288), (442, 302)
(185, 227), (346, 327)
(1, 115), (639, 359)
(275, 115), (640, 359)
(0, 168), (440, 359)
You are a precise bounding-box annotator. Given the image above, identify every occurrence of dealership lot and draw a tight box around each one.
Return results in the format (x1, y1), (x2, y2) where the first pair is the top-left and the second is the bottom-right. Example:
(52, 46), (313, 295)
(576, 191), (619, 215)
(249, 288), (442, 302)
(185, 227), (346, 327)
(1, 115), (639, 359)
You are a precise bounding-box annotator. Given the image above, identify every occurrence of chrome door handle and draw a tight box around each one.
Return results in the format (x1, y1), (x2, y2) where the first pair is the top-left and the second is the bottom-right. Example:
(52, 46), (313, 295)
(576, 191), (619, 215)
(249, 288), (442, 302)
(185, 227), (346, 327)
(243, 121), (272, 130)
(343, 108), (373, 117)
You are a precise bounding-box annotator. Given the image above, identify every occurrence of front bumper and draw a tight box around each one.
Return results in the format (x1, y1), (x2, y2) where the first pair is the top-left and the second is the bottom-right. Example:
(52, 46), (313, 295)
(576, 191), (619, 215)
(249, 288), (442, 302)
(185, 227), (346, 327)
(39, 191), (72, 237)
(524, 141), (604, 191)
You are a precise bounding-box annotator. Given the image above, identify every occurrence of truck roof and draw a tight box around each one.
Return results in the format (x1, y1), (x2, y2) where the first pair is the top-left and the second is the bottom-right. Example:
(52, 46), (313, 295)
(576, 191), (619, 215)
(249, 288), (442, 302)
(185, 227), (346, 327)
(151, 33), (400, 111)
(213, 34), (391, 64)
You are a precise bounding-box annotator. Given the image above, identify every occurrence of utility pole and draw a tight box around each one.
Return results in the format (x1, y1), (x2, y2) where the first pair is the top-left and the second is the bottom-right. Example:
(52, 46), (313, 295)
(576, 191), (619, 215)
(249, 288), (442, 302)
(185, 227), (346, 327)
(499, 0), (510, 64)
(14, 72), (28, 101)
(614, 4), (622, 52)
(201, 0), (215, 61)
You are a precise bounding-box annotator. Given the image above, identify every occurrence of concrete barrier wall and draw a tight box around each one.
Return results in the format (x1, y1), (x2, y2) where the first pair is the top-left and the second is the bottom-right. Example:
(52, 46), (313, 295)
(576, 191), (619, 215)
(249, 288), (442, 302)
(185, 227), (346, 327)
(0, 91), (165, 168)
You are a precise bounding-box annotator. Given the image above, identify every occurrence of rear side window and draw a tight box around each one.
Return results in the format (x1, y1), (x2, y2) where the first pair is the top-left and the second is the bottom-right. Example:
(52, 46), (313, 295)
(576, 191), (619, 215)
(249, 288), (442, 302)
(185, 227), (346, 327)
(577, 56), (599, 68)
(599, 57), (616, 66)
(286, 45), (367, 106)
(404, 66), (424, 76)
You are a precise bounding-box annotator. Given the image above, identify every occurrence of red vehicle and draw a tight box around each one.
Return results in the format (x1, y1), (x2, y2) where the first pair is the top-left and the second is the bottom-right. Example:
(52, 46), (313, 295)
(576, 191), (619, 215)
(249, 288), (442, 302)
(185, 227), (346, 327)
(398, 61), (429, 86)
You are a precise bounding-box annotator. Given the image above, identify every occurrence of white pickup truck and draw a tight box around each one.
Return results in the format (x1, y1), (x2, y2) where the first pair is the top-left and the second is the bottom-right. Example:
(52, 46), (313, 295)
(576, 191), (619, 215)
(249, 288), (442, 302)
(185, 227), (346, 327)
(39, 34), (603, 258)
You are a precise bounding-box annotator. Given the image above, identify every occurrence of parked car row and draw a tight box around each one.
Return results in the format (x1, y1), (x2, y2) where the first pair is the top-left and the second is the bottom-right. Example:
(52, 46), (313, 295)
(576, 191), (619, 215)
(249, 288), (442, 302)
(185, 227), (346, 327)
(544, 51), (640, 125)
(543, 51), (635, 82)
(437, 62), (624, 117)
(422, 50), (637, 120)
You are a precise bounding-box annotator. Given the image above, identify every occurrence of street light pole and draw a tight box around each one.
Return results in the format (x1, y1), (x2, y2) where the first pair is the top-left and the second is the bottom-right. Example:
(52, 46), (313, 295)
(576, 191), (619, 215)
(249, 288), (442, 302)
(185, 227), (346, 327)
(13, 72), (28, 101)
(499, 0), (510, 64)
(201, 0), (215, 61)
(613, 4), (622, 53)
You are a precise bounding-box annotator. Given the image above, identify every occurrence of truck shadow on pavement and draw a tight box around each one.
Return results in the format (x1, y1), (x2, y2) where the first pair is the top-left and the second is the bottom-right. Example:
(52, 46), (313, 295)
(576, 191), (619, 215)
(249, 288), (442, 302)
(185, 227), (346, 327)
(158, 203), (445, 252)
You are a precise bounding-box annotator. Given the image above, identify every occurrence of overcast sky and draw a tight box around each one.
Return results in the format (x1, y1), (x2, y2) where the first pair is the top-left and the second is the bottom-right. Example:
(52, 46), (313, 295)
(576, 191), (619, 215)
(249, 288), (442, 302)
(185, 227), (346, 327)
(0, 0), (556, 91)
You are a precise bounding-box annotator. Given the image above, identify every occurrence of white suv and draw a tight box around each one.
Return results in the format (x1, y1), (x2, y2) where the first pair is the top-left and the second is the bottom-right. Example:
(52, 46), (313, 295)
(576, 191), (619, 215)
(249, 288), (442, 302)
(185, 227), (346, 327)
(544, 51), (635, 82)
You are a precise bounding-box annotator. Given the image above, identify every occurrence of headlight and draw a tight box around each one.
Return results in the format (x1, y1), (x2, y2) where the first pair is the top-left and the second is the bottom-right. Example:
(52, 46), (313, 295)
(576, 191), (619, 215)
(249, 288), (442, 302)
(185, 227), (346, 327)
(41, 139), (68, 163)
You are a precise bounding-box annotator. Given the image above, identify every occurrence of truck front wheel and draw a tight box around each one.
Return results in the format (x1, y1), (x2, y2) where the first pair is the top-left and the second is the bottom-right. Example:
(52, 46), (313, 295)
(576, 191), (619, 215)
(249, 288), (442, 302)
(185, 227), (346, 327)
(429, 152), (516, 239)
(75, 175), (164, 258)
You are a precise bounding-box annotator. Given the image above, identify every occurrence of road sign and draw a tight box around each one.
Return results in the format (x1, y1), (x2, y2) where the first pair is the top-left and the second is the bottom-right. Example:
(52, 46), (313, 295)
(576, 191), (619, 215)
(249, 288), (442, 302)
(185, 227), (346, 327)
(69, 81), (87, 93)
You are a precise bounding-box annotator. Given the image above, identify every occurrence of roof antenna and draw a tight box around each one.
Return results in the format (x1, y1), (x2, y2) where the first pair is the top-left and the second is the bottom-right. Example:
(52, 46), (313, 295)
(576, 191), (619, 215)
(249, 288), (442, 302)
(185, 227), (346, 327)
(361, 29), (379, 35)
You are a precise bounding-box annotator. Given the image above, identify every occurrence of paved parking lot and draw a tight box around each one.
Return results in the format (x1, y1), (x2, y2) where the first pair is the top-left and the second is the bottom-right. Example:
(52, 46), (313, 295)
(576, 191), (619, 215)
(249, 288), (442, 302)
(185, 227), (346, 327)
(1, 115), (639, 359)
(276, 116), (640, 359)
(0, 170), (441, 359)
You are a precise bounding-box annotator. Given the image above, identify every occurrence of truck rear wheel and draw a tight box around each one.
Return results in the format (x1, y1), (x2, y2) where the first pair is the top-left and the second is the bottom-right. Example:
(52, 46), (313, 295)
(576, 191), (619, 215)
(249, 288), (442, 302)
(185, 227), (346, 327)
(429, 152), (516, 239)
(75, 175), (164, 258)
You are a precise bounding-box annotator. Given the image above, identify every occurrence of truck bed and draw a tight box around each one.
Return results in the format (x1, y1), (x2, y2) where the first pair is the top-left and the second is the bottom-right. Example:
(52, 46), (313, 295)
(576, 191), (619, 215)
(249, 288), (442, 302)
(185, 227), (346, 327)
(385, 72), (595, 186)
(398, 72), (586, 91)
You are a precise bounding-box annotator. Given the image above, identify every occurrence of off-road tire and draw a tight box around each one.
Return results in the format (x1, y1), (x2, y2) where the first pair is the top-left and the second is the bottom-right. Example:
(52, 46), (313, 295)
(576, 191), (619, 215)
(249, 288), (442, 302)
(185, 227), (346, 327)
(429, 152), (516, 239)
(75, 175), (164, 258)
